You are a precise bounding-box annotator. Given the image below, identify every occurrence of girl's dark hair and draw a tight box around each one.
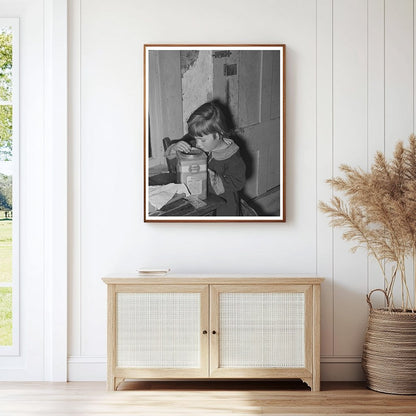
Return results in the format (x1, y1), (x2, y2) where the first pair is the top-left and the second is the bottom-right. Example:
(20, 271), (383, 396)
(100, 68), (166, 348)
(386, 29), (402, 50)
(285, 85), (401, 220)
(187, 101), (231, 138)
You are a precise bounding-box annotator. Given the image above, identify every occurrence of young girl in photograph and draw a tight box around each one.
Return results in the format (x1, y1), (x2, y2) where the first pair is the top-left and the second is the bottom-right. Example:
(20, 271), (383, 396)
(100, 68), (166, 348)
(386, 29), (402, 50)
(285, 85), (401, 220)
(166, 101), (246, 216)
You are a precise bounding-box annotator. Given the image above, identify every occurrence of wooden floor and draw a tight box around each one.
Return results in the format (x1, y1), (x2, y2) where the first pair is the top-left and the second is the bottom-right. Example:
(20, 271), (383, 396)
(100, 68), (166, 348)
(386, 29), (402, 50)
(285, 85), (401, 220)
(1, 380), (416, 415)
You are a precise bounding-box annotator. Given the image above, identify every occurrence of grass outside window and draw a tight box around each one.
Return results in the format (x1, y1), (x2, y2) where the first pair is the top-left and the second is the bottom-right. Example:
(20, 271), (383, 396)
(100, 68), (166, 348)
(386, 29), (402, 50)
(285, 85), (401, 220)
(0, 218), (12, 283)
(0, 218), (12, 345)
(0, 286), (12, 345)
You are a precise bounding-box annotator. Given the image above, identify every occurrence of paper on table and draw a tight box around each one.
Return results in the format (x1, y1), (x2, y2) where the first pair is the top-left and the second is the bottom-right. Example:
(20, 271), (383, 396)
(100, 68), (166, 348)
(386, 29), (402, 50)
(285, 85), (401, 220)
(148, 183), (190, 210)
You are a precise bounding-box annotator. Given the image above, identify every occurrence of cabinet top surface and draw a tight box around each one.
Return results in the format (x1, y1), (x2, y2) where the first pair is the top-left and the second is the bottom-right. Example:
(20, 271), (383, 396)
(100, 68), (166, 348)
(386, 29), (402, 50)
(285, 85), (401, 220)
(102, 274), (324, 285)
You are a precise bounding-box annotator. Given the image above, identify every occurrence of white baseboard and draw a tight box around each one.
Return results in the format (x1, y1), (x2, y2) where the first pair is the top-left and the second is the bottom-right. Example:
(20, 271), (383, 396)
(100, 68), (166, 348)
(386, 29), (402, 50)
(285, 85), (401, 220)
(321, 356), (365, 381)
(67, 356), (106, 381)
(68, 356), (365, 382)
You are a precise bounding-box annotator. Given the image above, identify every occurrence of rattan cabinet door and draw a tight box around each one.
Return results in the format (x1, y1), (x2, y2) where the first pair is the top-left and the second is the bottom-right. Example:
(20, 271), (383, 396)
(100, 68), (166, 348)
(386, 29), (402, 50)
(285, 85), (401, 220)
(112, 285), (209, 379)
(209, 285), (313, 380)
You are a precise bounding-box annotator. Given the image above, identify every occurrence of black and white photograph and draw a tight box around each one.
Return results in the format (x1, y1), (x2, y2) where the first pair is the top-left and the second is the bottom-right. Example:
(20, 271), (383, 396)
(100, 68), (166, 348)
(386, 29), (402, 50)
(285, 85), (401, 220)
(144, 45), (285, 222)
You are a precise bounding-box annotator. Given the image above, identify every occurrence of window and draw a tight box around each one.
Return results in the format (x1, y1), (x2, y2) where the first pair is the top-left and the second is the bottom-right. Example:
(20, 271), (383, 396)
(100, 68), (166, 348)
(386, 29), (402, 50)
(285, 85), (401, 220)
(0, 19), (18, 355)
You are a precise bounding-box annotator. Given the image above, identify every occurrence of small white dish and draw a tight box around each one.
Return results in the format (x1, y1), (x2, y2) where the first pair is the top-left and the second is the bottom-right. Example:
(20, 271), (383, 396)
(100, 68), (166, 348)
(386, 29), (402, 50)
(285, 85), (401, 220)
(137, 268), (170, 275)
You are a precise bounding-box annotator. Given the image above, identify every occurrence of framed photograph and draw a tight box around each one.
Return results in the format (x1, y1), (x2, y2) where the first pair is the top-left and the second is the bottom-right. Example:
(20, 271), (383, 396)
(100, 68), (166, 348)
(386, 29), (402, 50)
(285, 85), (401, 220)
(144, 44), (285, 222)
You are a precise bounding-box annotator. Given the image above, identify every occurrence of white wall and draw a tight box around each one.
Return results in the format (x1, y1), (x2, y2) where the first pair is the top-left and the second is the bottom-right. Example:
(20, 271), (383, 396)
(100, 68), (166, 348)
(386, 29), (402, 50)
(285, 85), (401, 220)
(68, 0), (416, 381)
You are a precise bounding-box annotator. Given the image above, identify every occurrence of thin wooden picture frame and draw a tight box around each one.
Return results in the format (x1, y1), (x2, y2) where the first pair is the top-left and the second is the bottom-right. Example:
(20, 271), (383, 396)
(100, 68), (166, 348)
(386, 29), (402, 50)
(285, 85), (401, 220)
(144, 44), (285, 222)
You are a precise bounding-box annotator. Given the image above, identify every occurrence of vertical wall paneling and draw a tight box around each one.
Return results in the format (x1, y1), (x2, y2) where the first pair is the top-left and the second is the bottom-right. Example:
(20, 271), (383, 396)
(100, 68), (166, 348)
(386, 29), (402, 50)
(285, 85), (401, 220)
(385, 0), (413, 154)
(43, 0), (68, 382)
(316, 0), (334, 357)
(80, 0), (116, 357)
(367, 0), (386, 303)
(68, 0), (82, 358)
(333, 0), (369, 356)
(414, 0), (416, 135)
(385, 0), (415, 308)
(414, 0), (416, 309)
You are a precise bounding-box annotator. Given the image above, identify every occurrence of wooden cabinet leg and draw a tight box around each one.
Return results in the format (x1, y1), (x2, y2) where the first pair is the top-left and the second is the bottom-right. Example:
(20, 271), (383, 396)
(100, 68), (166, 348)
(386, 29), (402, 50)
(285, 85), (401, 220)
(107, 376), (116, 391)
(107, 377), (125, 391)
(301, 377), (312, 390)
(301, 377), (320, 392)
(312, 377), (321, 392)
(115, 378), (124, 390)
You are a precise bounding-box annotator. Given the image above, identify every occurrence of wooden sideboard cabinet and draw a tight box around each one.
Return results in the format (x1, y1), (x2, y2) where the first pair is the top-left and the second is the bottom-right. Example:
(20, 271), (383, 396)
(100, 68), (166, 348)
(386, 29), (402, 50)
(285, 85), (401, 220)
(102, 275), (323, 391)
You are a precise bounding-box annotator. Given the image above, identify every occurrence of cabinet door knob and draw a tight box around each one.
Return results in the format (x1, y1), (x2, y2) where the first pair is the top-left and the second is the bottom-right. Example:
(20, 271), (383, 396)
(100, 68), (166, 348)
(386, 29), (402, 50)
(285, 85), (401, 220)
(212, 330), (217, 335)
(202, 330), (207, 334)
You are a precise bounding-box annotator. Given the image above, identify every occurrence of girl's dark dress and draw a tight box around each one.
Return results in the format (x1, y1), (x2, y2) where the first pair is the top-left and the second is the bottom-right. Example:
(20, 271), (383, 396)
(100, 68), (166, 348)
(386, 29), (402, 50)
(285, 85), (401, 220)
(208, 141), (246, 216)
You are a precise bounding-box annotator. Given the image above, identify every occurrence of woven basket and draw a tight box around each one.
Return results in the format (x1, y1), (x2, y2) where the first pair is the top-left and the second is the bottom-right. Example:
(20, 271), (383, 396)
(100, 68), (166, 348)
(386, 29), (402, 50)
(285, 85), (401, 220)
(362, 289), (416, 395)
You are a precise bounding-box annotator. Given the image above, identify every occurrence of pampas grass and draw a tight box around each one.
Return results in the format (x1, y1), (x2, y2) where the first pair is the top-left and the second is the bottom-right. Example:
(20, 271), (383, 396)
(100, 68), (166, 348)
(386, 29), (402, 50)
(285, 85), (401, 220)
(319, 135), (416, 311)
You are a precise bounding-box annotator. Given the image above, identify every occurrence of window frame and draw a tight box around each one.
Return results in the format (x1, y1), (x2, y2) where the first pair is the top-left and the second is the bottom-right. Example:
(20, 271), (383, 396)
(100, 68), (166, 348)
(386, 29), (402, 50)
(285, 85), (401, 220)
(0, 18), (19, 356)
